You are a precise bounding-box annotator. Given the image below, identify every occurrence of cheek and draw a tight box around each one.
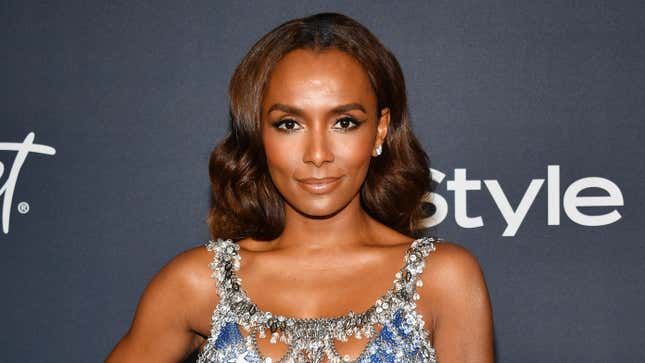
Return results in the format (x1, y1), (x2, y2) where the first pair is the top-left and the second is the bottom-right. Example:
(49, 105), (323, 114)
(332, 134), (374, 179)
(263, 135), (298, 177)
(336, 139), (371, 166)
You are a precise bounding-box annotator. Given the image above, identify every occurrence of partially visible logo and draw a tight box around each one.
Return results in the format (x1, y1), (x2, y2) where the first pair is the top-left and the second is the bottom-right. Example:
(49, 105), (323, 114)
(420, 165), (624, 236)
(0, 132), (56, 234)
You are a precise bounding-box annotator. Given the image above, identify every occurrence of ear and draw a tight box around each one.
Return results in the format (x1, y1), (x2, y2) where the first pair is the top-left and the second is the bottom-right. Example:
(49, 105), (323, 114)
(373, 107), (391, 156)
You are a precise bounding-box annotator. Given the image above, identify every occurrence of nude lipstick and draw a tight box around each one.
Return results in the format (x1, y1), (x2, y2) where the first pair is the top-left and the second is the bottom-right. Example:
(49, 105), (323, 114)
(296, 177), (343, 194)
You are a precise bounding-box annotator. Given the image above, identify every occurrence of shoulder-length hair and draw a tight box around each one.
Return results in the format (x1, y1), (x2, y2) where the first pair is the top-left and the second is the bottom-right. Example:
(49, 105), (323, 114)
(207, 12), (432, 242)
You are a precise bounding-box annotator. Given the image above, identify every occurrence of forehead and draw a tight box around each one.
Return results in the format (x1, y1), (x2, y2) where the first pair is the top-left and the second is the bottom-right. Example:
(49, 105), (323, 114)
(262, 48), (375, 109)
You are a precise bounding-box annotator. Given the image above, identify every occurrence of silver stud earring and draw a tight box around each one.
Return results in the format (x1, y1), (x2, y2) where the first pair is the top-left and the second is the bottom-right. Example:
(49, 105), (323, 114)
(375, 145), (382, 156)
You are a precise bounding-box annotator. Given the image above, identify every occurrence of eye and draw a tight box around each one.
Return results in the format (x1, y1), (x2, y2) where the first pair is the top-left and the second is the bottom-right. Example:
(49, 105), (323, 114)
(333, 117), (363, 131)
(272, 119), (302, 133)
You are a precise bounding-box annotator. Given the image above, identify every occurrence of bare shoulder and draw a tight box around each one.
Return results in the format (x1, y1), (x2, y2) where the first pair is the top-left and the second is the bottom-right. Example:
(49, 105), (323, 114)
(416, 240), (494, 361)
(141, 243), (217, 312)
(423, 240), (487, 287)
(157, 243), (220, 331)
(419, 240), (490, 312)
(105, 242), (218, 362)
(161, 243), (217, 297)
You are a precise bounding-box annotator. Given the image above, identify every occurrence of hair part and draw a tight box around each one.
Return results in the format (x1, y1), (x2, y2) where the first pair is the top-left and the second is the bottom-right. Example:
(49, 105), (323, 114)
(207, 12), (433, 242)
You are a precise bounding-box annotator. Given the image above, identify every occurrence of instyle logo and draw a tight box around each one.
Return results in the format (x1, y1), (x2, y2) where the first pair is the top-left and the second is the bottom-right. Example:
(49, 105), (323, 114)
(419, 165), (624, 236)
(0, 132), (56, 234)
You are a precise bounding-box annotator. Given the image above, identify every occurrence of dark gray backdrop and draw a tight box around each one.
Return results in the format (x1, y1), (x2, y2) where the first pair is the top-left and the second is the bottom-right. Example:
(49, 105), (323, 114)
(2, 1), (643, 362)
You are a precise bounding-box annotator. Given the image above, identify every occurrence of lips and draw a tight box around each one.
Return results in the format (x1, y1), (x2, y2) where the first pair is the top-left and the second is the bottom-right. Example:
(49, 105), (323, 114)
(296, 176), (343, 194)
(298, 177), (342, 184)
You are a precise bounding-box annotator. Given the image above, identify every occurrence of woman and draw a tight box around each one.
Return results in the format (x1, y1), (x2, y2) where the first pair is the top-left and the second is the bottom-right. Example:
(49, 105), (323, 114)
(107, 12), (493, 363)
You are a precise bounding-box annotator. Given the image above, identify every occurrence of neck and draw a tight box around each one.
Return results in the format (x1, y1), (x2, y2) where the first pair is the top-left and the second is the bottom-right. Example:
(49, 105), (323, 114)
(272, 195), (376, 251)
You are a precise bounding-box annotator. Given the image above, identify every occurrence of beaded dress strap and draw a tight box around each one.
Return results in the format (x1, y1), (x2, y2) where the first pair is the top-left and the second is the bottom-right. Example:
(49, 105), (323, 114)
(205, 238), (243, 305)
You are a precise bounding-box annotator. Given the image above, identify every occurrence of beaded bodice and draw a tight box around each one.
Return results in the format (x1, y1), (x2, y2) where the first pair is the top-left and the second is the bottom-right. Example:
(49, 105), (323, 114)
(197, 237), (440, 363)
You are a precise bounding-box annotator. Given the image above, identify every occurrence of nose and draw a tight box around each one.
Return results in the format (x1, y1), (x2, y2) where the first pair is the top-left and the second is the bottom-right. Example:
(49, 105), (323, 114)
(302, 126), (334, 167)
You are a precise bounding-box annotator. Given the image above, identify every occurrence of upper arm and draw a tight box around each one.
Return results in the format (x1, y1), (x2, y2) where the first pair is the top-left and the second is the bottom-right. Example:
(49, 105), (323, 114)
(420, 241), (494, 362)
(106, 246), (214, 363)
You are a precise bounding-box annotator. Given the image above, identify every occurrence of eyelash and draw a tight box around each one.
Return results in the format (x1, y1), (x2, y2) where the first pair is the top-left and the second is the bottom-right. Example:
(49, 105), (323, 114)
(271, 117), (363, 133)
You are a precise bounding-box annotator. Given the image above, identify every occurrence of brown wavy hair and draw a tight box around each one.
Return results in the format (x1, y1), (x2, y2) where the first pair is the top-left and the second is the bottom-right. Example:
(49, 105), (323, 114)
(206, 12), (433, 242)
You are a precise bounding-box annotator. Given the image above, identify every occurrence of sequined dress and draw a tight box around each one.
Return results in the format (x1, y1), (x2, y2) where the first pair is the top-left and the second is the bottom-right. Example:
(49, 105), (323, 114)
(197, 237), (441, 363)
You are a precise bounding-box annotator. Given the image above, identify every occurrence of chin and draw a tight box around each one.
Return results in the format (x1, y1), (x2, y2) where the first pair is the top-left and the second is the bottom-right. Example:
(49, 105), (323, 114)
(288, 199), (346, 218)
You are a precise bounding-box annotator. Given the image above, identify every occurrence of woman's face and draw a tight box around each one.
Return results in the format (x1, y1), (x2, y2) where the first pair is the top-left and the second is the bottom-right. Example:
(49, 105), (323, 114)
(261, 48), (390, 217)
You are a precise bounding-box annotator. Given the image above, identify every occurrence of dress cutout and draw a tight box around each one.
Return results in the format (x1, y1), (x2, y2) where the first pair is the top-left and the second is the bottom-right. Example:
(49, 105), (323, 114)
(197, 236), (441, 363)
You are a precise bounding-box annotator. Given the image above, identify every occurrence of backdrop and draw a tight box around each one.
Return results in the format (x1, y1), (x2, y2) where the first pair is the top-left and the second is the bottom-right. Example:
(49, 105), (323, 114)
(2, 1), (643, 362)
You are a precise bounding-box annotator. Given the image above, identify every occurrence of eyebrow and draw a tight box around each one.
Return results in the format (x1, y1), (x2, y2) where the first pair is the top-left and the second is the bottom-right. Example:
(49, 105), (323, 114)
(267, 102), (367, 116)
